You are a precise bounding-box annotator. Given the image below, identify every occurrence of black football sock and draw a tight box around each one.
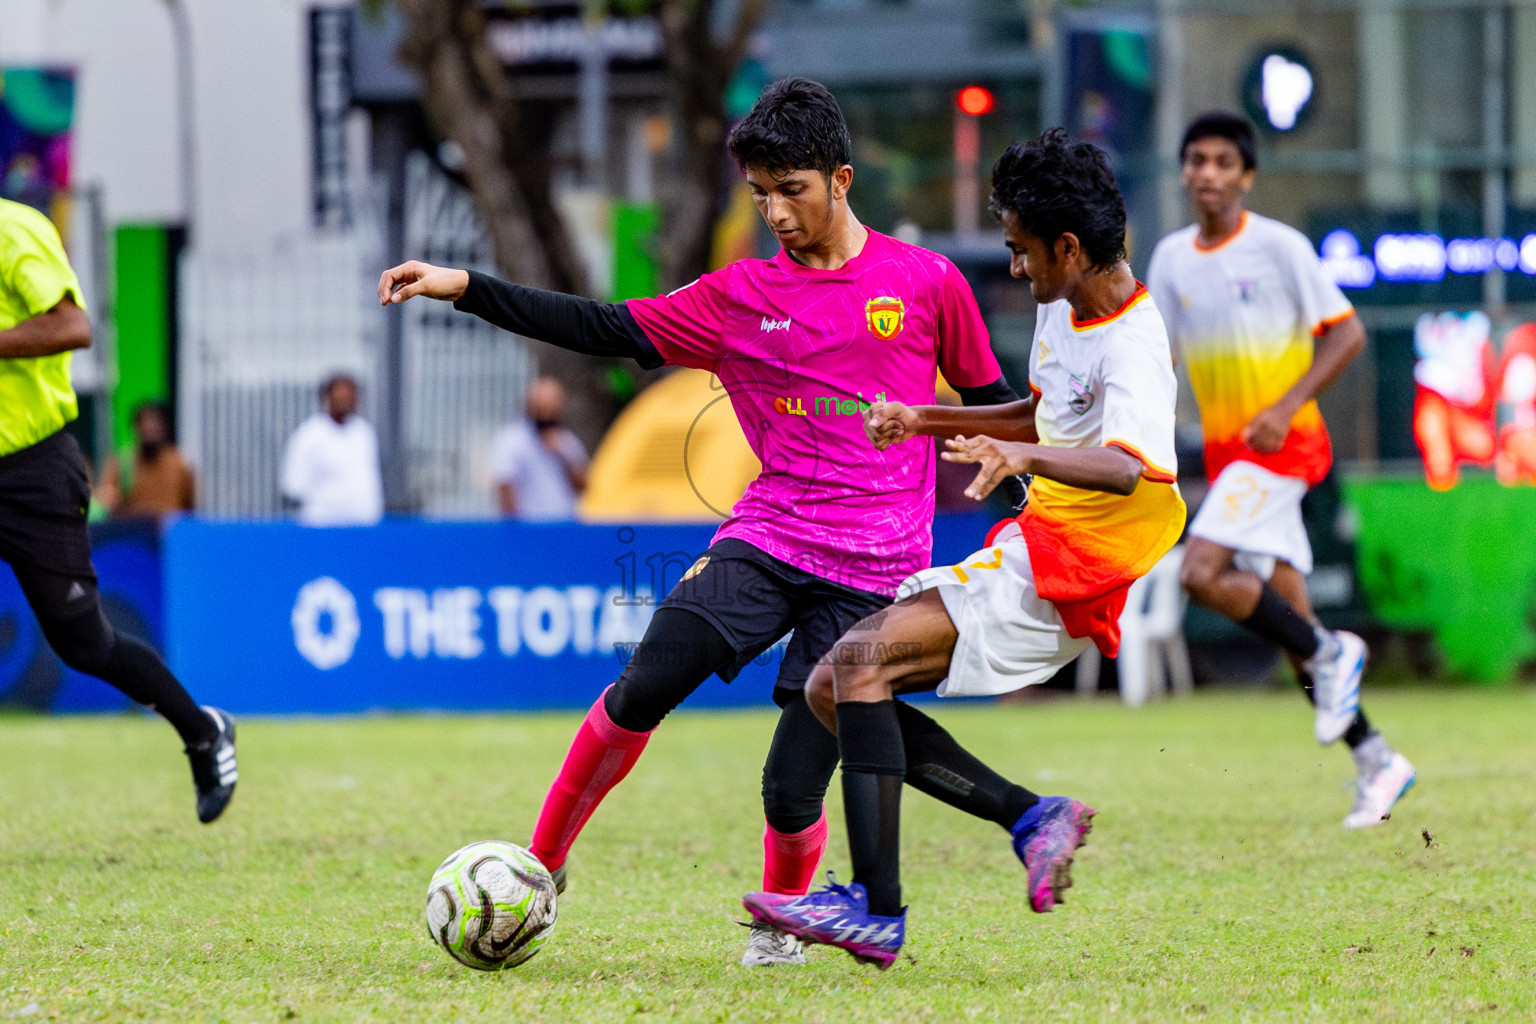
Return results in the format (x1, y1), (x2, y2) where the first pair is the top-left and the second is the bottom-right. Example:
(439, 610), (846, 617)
(836, 700), (905, 917)
(101, 633), (218, 749)
(1296, 670), (1376, 750)
(1239, 585), (1320, 660)
(895, 700), (1039, 829)
(1294, 668), (1317, 705)
(1342, 708), (1377, 750)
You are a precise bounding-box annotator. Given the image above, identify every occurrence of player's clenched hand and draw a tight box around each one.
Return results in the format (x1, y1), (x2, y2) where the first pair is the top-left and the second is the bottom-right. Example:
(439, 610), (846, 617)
(378, 261), (471, 306)
(1242, 404), (1294, 454)
(942, 435), (1032, 501)
(864, 401), (920, 451)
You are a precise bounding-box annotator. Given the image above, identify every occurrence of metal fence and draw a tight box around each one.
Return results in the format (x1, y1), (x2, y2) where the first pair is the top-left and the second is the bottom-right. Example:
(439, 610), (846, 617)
(396, 152), (534, 519)
(178, 154), (532, 519)
(178, 235), (380, 517)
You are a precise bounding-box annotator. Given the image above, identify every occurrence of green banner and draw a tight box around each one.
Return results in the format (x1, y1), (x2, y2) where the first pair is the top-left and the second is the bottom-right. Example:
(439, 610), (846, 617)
(611, 201), (658, 302)
(111, 224), (171, 450)
(1344, 474), (1536, 682)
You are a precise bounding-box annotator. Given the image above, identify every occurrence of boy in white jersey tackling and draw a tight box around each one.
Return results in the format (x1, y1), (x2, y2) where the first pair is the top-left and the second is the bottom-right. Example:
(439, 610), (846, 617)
(1146, 112), (1415, 830)
(744, 129), (1186, 968)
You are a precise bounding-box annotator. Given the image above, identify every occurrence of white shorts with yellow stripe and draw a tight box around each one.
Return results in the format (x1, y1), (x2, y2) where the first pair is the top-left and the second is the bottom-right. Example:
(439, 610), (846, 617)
(898, 522), (1091, 698)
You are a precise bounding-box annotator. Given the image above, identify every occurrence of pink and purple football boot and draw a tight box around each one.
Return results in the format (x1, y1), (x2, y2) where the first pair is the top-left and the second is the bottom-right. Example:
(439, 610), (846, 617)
(1010, 796), (1095, 912)
(742, 873), (906, 970)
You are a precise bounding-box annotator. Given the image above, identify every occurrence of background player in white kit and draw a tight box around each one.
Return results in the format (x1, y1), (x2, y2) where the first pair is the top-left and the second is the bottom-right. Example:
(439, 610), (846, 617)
(1146, 112), (1415, 829)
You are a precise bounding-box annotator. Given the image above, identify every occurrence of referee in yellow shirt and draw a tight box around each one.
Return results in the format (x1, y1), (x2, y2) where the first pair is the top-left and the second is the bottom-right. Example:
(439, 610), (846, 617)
(0, 197), (237, 823)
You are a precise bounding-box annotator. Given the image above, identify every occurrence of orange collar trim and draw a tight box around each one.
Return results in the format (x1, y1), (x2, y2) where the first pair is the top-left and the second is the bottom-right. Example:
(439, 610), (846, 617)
(1071, 283), (1149, 332)
(1193, 210), (1249, 252)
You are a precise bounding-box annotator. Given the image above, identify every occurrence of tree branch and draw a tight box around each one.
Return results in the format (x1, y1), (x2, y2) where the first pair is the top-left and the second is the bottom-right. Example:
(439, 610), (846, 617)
(394, 0), (592, 296)
(722, 0), (768, 76)
(652, 0), (766, 289)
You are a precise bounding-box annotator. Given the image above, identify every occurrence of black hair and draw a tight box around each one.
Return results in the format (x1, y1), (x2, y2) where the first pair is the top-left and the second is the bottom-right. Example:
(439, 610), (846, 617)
(132, 400), (170, 425)
(1180, 111), (1257, 171)
(988, 128), (1127, 270)
(320, 373), (358, 401)
(726, 77), (852, 180)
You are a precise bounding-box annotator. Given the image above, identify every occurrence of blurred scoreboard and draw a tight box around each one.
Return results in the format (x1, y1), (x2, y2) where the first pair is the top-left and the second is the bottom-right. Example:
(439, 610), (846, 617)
(1310, 210), (1536, 306)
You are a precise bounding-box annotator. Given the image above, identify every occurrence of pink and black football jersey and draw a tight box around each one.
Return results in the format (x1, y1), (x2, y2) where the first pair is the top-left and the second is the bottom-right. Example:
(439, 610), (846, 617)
(626, 230), (1001, 596)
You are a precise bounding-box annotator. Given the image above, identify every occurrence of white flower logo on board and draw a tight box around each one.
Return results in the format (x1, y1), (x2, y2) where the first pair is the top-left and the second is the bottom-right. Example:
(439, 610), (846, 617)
(292, 576), (361, 670)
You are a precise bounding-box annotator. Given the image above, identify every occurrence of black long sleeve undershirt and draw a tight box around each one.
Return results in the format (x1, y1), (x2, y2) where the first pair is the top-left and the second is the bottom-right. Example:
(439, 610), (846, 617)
(955, 377), (1019, 407)
(453, 268), (1023, 416)
(452, 270), (665, 369)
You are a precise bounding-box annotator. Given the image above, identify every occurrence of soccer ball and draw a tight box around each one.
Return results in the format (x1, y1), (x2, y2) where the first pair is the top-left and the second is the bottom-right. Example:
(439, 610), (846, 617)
(424, 840), (559, 971)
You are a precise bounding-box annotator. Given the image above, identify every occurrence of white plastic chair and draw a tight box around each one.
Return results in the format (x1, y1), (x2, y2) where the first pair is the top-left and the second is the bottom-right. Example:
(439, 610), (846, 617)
(1074, 545), (1193, 706)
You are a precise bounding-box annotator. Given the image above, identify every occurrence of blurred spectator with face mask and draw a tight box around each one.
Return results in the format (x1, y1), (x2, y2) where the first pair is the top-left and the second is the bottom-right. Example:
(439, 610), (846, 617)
(490, 376), (589, 521)
(97, 401), (196, 518)
(280, 373), (384, 526)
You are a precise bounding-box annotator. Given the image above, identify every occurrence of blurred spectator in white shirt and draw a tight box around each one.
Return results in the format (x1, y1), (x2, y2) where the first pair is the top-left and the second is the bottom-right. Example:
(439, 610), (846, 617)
(490, 377), (589, 521)
(281, 374), (384, 526)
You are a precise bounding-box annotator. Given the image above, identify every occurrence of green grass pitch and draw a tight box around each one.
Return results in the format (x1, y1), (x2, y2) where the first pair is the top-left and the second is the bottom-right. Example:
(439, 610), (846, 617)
(2, 688), (1534, 1022)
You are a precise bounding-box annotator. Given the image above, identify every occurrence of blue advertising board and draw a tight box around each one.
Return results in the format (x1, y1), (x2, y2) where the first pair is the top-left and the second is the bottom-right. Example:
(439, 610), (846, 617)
(0, 521), (164, 713)
(164, 515), (998, 714)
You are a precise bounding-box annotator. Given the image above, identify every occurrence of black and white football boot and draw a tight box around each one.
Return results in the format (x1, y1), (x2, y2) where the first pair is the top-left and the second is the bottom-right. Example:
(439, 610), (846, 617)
(187, 706), (238, 823)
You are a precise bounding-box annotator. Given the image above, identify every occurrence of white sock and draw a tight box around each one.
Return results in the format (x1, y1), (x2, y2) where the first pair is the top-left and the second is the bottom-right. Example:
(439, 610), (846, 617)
(1305, 627), (1338, 671)
(1351, 734), (1391, 773)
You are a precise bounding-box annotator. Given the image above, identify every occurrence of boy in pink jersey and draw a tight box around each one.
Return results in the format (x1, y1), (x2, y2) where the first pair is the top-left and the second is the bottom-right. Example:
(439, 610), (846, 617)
(378, 78), (1032, 967)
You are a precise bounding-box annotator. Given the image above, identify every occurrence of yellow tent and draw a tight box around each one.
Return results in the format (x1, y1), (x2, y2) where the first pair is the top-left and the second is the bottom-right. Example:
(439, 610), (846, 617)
(580, 368), (963, 523)
(580, 369), (760, 522)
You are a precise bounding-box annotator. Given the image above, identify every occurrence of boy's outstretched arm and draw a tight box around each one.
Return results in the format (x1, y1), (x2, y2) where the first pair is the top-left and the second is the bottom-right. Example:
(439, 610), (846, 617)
(378, 260), (470, 303)
(864, 398), (1039, 450)
(377, 260), (664, 368)
(942, 435), (1144, 499)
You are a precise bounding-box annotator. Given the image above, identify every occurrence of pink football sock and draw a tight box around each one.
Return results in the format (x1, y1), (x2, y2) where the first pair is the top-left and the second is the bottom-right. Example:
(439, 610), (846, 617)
(761, 809), (828, 895)
(530, 686), (651, 871)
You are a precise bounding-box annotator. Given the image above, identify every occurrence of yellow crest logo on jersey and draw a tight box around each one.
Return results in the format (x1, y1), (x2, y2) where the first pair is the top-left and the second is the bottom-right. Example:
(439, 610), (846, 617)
(866, 297), (905, 340)
(681, 555), (710, 581)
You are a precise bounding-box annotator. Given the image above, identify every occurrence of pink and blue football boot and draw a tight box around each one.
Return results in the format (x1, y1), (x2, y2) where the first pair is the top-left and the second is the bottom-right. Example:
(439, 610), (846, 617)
(742, 873), (906, 970)
(1011, 796), (1095, 912)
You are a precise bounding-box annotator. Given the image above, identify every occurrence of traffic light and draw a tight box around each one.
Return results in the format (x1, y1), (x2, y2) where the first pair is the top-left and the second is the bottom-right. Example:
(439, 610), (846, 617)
(953, 86), (994, 239)
(957, 85), (995, 117)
